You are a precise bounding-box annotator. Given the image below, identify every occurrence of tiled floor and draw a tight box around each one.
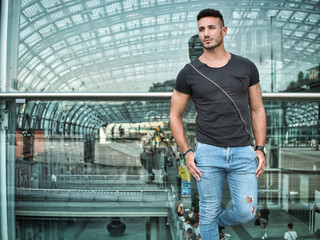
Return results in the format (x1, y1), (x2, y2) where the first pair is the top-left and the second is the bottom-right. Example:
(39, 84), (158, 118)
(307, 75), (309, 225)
(222, 209), (318, 240)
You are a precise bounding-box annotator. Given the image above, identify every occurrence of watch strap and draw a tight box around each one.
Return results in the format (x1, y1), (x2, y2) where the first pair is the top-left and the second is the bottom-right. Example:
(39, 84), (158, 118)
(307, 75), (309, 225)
(255, 146), (266, 155)
(183, 148), (193, 157)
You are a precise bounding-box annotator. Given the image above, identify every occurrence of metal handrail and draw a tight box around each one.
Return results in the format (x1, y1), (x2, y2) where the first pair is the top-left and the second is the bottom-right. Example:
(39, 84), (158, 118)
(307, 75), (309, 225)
(0, 92), (320, 100)
(16, 187), (170, 194)
(0, 92), (172, 101)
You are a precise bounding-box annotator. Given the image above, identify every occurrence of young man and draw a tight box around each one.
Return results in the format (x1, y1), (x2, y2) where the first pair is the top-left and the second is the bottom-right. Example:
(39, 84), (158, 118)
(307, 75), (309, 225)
(169, 8), (267, 240)
(284, 223), (298, 240)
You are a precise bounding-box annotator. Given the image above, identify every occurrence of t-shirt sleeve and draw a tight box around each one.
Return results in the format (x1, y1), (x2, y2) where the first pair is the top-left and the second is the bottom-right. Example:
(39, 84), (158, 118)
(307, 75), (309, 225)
(175, 67), (191, 95)
(249, 61), (260, 87)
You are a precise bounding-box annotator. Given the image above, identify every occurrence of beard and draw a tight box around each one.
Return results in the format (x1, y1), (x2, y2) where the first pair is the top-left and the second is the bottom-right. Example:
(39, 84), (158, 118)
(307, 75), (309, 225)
(201, 35), (223, 49)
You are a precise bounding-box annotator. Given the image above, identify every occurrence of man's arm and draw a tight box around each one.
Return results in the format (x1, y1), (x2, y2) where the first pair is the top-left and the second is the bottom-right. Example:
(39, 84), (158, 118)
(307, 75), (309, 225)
(169, 90), (202, 181)
(249, 83), (267, 178)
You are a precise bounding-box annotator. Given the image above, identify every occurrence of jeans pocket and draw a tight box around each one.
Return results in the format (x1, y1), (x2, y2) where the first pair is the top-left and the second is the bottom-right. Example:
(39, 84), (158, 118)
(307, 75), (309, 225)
(194, 142), (201, 164)
(194, 141), (200, 152)
(248, 146), (258, 159)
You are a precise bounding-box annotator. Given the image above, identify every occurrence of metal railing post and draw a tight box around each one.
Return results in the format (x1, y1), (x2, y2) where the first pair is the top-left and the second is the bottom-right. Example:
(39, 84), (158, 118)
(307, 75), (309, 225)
(0, 101), (8, 240)
(309, 201), (316, 233)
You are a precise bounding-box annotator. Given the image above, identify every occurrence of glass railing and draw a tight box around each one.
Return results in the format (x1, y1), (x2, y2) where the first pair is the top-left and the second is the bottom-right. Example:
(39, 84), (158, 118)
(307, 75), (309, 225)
(0, 92), (319, 240)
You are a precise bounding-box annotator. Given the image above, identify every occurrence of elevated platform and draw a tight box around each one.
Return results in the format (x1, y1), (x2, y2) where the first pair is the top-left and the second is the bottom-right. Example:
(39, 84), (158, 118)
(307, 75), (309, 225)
(15, 188), (174, 217)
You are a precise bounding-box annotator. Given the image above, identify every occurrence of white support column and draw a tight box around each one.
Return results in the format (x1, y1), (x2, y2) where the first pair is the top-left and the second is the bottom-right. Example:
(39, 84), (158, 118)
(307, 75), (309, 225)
(0, 0), (8, 92)
(0, 2), (9, 237)
(1, 0), (21, 238)
(0, 2), (9, 230)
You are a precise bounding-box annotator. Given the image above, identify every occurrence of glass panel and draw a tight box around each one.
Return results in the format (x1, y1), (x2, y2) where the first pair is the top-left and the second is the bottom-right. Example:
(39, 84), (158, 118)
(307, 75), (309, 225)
(1, 98), (319, 239)
(10, 100), (176, 239)
(1, 0), (320, 239)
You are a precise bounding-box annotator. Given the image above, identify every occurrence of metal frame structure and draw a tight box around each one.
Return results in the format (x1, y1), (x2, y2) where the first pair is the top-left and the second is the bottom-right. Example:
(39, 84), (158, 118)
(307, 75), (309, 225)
(1, 0), (318, 93)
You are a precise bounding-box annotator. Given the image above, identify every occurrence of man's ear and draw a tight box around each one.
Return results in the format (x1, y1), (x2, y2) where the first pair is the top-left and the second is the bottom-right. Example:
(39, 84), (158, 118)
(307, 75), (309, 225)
(222, 26), (227, 37)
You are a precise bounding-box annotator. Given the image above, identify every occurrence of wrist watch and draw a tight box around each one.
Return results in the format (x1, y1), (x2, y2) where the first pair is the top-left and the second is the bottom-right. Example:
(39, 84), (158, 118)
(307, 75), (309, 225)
(255, 146), (266, 155)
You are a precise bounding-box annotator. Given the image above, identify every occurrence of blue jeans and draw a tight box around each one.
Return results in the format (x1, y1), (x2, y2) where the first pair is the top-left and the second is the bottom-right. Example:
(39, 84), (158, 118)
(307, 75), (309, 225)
(194, 142), (258, 240)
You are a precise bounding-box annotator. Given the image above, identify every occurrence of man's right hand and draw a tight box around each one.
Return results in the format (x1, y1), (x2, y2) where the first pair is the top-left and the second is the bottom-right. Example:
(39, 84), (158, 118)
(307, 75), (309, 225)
(185, 151), (202, 181)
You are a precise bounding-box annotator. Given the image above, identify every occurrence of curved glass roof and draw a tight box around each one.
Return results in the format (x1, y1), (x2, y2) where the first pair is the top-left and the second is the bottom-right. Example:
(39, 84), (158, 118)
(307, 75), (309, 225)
(15, 0), (320, 93)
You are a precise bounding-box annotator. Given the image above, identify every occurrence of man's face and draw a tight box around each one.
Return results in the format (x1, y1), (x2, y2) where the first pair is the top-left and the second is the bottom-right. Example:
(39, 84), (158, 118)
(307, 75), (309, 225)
(198, 17), (227, 49)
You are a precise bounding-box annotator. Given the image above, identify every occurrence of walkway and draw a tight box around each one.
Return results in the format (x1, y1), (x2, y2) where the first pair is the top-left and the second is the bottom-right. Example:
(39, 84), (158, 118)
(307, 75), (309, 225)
(223, 209), (318, 239)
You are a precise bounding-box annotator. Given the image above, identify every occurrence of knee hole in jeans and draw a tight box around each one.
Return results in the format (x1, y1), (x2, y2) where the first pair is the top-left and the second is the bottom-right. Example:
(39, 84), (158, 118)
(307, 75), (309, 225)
(246, 196), (255, 215)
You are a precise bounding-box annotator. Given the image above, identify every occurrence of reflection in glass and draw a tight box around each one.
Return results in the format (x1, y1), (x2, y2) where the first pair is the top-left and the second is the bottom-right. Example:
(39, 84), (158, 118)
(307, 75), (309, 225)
(9, 98), (320, 239)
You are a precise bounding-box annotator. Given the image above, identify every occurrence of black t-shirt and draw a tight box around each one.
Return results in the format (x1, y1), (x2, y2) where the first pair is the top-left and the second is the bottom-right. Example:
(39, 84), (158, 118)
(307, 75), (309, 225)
(175, 53), (259, 147)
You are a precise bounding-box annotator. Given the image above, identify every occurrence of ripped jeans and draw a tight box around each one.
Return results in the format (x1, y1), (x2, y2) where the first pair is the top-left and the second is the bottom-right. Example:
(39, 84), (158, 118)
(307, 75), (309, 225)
(194, 142), (258, 240)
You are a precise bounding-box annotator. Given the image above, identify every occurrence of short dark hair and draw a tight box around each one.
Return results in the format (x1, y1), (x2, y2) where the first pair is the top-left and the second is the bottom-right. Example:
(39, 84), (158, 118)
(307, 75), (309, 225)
(288, 223), (293, 229)
(197, 8), (225, 26)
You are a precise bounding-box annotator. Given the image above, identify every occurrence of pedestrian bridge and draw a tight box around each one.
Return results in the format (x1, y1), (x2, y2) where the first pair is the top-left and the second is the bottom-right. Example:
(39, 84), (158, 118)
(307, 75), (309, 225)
(15, 187), (174, 218)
